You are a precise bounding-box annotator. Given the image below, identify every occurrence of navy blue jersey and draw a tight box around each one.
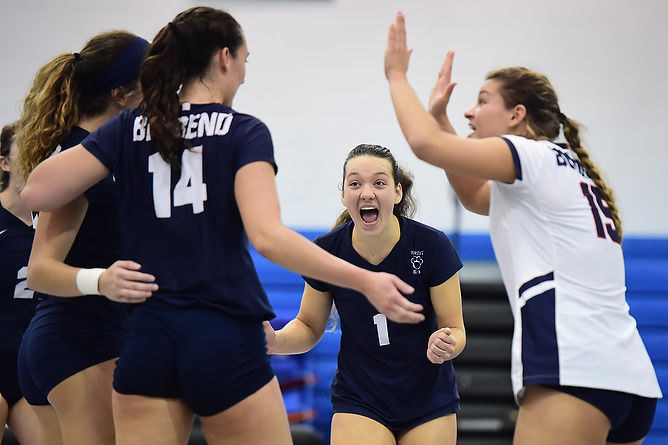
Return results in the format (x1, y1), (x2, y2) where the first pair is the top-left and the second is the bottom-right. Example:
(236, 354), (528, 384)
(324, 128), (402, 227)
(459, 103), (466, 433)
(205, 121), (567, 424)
(304, 217), (462, 425)
(82, 103), (275, 320)
(0, 204), (36, 351)
(36, 127), (128, 325)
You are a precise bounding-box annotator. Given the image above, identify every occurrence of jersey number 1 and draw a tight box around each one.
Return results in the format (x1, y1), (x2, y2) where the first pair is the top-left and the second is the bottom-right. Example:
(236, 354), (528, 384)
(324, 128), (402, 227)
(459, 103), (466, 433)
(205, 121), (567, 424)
(580, 182), (620, 243)
(148, 147), (208, 218)
(373, 313), (390, 346)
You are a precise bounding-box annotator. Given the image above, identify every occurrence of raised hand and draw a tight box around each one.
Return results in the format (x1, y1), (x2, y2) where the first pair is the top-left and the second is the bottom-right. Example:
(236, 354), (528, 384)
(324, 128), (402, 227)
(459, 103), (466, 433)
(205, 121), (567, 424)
(98, 260), (158, 303)
(427, 327), (457, 363)
(384, 12), (412, 80)
(361, 271), (423, 324)
(428, 50), (457, 128)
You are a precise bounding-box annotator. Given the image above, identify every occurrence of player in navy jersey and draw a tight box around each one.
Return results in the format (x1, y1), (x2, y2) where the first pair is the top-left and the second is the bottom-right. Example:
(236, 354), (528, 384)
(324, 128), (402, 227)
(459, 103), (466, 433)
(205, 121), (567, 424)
(384, 12), (661, 445)
(0, 123), (45, 444)
(20, 7), (422, 445)
(265, 144), (465, 445)
(14, 31), (151, 445)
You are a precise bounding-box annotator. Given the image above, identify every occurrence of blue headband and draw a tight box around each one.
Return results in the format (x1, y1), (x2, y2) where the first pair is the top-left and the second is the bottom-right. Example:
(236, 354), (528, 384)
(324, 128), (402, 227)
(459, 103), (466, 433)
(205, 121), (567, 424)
(89, 36), (150, 93)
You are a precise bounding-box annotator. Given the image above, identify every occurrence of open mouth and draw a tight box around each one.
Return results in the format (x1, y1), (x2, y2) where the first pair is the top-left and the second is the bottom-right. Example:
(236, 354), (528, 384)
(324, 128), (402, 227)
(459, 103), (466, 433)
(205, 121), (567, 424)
(360, 207), (379, 224)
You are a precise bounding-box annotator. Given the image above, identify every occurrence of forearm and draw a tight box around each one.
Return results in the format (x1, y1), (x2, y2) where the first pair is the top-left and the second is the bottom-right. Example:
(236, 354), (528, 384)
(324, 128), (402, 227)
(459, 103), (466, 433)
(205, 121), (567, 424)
(445, 170), (490, 216)
(271, 317), (324, 355)
(388, 74), (454, 164)
(27, 258), (87, 297)
(447, 326), (466, 360)
(253, 225), (370, 294)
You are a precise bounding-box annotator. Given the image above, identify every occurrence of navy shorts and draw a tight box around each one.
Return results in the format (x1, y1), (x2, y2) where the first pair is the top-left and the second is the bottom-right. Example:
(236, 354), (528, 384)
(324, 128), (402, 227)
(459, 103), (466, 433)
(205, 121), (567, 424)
(333, 394), (460, 433)
(0, 349), (23, 406)
(17, 305), (125, 405)
(113, 302), (274, 417)
(546, 385), (658, 442)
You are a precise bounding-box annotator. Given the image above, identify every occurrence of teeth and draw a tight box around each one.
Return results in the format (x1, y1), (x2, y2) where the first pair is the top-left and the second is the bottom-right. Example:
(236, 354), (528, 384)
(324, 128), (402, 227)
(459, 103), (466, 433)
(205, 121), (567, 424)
(361, 207), (376, 210)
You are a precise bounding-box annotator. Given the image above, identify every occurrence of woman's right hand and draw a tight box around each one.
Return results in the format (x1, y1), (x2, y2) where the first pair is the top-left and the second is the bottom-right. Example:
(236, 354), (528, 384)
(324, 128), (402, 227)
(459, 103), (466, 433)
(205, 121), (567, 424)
(428, 50), (457, 126)
(98, 260), (158, 303)
(361, 271), (423, 323)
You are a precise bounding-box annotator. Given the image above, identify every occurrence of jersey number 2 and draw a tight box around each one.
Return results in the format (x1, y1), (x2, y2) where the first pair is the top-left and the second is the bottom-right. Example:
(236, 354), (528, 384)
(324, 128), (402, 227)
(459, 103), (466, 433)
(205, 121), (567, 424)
(580, 182), (620, 243)
(373, 313), (390, 346)
(148, 147), (208, 218)
(14, 266), (34, 299)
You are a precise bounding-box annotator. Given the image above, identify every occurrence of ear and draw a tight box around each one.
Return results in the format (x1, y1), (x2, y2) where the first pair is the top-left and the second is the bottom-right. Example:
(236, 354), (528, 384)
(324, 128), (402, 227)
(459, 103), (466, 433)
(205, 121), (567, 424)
(217, 47), (232, 72)
(394, 182), (403, 205)
(0, 155), (11, 173)
(110, 87), (129, 108)
(508, 104), (527, 129)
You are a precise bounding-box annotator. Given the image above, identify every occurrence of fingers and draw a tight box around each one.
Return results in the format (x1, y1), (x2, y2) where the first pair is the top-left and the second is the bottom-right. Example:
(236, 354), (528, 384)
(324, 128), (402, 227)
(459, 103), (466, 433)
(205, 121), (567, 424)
(427, 328), (456, 363)
(392, 275), (414, 295)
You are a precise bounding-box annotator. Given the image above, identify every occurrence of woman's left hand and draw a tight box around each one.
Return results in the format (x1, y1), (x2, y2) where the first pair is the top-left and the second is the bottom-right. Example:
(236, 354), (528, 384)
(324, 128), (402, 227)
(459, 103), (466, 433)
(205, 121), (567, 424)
(427, 327), (457, 364)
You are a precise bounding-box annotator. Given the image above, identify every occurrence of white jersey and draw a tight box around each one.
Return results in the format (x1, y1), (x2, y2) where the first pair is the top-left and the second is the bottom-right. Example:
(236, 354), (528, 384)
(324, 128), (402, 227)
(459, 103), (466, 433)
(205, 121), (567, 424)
(489, 134), (662, 400)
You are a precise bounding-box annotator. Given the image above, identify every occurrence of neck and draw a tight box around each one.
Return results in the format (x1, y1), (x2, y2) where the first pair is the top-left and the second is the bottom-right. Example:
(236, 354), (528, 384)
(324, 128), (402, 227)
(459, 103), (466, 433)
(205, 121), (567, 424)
(180, 78), (229, 106)
(78, 107), (120, 134)
(351, 215), (401, 264)
(0, 185), (32, 226)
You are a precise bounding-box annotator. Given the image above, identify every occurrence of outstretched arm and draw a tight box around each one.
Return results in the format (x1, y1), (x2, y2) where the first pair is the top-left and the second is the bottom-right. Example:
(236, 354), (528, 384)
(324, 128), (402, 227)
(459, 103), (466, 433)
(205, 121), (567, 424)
(27, 196), (157, 303)
(266, 283), (333, 355)
(235, 161), (424, 324)
(427, 49), (492, 215)
(426, 273), (466, 364)
(384, 12), (515, 184)
(20, 145), (108, 211)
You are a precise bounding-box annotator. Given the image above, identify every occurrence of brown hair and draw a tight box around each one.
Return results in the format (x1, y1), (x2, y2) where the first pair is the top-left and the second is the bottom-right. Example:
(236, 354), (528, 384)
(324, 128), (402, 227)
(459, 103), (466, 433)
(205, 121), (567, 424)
(334, 144), (416, 228)
(140, 6), (244, 168)
(487, 67), (622, 239)
(0, 123), (17, 192)
(16, 31), (141, 180)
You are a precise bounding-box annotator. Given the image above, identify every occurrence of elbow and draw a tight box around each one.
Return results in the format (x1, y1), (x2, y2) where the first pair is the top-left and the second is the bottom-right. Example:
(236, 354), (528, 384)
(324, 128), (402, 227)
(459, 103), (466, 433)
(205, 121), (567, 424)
(20, 185), (55, 212)
(405, 133), (431, 161)
(248, 228), (279, 260)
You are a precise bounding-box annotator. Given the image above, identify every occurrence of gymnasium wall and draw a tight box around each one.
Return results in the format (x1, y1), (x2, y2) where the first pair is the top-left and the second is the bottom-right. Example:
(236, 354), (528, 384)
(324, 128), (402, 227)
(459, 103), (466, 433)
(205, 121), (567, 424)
(1, 0), (667, 236)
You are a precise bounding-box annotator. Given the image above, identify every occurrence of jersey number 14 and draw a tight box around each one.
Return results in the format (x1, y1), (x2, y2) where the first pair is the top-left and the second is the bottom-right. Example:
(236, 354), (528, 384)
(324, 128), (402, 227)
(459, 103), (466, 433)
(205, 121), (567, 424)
(148, 147), (208, 218)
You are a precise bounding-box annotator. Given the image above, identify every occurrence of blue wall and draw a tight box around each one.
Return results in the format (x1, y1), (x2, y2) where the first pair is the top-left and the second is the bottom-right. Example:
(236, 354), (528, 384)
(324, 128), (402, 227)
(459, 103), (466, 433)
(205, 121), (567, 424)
(258, 232), (668, 443)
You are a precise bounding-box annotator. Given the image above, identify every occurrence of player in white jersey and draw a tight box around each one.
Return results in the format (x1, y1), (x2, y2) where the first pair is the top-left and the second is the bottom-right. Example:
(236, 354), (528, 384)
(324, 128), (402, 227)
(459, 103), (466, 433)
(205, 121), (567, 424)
(384, 12), (661, 445)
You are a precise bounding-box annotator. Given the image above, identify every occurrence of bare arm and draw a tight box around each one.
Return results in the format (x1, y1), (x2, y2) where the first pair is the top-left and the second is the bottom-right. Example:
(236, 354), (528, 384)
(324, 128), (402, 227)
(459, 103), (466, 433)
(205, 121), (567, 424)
(426, 273), (466, 363)
(427, 50), (492, 215)
(27, 196), (157, 302)
(266, 283), (333, 355)
(20, 145), (109, 211)
(235, 161), (423, 324)
(384, 12), (515, 184)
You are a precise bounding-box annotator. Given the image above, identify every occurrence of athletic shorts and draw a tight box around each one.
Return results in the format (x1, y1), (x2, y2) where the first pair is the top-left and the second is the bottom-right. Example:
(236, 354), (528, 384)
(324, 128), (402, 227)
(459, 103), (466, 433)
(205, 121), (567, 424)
(333, 393), (460, 433)
(17, 305), (125, 405)
(0, 349), (23, 406)
(546, 385), (658, 442)
(113, 302), (274, 417)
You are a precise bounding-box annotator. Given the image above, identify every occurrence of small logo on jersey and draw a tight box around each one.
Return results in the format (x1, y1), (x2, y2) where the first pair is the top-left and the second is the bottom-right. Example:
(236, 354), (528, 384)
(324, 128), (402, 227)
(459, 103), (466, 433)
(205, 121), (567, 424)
(0, 229), (6, 236)
(410, 251), (423, 275)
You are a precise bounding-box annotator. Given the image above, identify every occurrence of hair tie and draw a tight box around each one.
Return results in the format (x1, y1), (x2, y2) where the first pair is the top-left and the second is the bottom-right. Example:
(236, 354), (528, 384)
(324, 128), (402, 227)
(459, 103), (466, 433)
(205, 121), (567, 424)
(73, 52), (81, 62)
(558, 112), (567, 123)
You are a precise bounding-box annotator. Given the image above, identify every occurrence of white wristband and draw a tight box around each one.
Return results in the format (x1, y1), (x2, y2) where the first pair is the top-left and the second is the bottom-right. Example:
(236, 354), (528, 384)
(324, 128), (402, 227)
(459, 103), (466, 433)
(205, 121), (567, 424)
(75, 268), (105, 296)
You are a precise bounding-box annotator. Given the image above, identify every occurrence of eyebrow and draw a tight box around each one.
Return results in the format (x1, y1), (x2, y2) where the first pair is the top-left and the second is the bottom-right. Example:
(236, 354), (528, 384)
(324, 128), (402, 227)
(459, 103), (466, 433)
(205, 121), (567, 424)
(346, 171), (391, 179)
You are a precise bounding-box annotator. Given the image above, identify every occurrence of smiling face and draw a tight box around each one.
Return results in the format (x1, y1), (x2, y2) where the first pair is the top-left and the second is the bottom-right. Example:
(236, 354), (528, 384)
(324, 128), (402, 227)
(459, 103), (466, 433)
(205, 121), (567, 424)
(464, 78), (517, 139)
(341, 155), (402, 234)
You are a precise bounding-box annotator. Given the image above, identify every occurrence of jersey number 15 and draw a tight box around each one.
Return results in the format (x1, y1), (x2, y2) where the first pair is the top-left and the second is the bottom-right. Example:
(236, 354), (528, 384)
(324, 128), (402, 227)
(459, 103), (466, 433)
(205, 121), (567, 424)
(580, 182), (620, 243)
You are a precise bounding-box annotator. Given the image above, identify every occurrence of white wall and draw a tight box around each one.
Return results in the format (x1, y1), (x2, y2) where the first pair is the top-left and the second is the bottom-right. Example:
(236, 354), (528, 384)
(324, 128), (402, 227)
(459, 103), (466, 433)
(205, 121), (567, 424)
(2, 0), (667, 235)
